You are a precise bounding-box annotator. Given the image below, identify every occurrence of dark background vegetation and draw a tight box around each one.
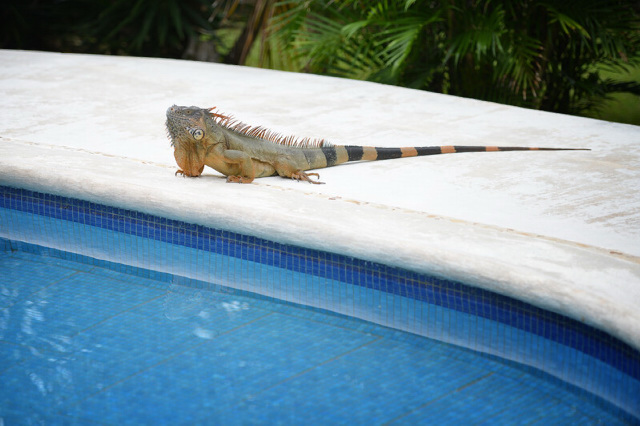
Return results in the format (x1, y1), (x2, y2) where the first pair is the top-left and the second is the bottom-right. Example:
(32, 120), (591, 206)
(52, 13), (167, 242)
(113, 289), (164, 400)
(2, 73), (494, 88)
(2, 0), (639, 124)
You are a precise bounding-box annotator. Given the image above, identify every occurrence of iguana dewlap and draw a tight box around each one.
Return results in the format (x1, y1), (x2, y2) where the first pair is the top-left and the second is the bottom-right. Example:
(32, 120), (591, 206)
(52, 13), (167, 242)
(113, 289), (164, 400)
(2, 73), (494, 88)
(165, 105), (588, 184)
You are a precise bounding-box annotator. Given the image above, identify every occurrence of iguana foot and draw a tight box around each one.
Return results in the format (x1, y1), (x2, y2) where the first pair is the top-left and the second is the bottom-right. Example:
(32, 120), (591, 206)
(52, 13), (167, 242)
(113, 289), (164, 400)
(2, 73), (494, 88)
(175, 169), (202, 177)
(226, 175), (254, 184)
(291, 171), (324, 184)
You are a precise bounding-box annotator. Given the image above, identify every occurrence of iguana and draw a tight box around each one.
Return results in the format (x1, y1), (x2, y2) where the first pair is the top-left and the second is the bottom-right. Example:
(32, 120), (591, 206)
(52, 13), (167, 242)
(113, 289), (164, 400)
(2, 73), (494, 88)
(166, 105), (589, 184)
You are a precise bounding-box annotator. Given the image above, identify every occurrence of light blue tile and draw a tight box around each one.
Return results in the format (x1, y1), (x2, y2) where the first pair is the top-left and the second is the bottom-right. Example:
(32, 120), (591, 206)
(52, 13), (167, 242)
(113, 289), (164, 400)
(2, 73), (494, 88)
(88, 265), (171, 292)
(67, 312), (379, 424)
(0, 409), (91, 426)
(0, 252), (80, 308)
(392, 372), (538, 424)
(0, 341), (32, 374)
(69, 295), (272, 395)
(230, 337), (494, 424)
(0, 293), (272, 418)
(0, 350), (88, 419)
(10, 250), (96, 273)
(395, 366), (629, 425)
(0, 271), (166, 351)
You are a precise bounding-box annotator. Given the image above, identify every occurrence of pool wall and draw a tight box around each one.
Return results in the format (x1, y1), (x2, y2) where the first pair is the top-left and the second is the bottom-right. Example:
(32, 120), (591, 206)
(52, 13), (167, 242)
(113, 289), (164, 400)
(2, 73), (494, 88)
(2, 185), (639, 419)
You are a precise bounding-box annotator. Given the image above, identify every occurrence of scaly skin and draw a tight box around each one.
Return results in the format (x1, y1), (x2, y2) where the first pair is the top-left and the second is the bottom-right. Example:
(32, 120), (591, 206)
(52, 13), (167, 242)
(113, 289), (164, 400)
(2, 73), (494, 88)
(165, 105), (589, 184)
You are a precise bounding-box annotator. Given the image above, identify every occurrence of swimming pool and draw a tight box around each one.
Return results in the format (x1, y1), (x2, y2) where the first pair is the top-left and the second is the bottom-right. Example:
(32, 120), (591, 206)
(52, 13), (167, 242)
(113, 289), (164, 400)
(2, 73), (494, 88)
(1, 185), (639, 424)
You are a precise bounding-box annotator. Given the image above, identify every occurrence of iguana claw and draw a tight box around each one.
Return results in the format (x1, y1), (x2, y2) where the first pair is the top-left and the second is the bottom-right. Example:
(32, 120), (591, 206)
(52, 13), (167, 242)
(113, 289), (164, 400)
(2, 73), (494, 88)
(226, 175), (254, 184)
(291, 171), (324, 184)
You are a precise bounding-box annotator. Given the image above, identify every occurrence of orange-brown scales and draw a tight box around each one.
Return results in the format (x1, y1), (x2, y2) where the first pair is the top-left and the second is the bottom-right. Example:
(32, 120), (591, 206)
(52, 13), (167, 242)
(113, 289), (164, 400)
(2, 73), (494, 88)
(166, 105), (589, 184)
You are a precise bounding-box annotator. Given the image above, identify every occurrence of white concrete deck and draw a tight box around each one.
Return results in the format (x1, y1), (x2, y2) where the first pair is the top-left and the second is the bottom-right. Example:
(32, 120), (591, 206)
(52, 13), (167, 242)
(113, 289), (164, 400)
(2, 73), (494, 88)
(1, 50), (639, 351)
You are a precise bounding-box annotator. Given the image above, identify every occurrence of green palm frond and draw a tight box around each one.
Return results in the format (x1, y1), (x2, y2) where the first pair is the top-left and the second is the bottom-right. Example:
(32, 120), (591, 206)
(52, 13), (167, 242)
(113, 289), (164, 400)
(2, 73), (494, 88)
(444, 4), (505, 65)
(265, 0), (639, 117)
(378, 14), (441, 74)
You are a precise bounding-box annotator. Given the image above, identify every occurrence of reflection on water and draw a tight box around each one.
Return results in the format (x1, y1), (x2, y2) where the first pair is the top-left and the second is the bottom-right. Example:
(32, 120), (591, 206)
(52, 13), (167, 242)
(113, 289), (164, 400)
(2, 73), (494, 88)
(162, 283), (252, 341)
(0, 271), (271, 423)
(162, 285), (207, 321)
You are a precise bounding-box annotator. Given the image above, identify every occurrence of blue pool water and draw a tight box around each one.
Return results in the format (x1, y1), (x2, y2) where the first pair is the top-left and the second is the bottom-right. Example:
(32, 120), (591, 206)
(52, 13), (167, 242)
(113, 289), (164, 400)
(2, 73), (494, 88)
(1, 186), (640, 424)
(0, 247), (634, 425)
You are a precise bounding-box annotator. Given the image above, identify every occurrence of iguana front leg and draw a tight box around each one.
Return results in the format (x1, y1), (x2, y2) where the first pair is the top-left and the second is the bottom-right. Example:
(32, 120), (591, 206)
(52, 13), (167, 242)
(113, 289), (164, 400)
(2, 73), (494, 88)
(220, 150), (256, 183)
(174, 145), (205, 177)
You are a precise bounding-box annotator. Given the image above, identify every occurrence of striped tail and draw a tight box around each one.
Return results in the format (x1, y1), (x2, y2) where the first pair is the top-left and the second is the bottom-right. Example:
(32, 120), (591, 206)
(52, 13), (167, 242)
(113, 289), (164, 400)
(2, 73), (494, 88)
(334, 145), (589, 164)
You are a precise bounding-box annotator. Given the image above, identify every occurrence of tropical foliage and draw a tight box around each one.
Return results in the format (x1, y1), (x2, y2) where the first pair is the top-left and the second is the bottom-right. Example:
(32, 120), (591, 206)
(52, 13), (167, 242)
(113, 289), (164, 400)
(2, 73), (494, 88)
(2, 0), (222, 60)
(266, 0), (640, 116)
(2, 0), (639, 119)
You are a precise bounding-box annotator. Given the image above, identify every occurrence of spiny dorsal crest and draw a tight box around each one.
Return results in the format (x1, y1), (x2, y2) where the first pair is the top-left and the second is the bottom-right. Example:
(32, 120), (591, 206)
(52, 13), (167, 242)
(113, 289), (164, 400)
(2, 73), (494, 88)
(207, 107), (332, 148)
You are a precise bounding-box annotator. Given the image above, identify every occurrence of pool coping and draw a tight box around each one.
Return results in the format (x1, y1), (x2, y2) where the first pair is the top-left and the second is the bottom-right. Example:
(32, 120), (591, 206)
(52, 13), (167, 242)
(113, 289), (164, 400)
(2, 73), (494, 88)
(0, 50), (639, 353)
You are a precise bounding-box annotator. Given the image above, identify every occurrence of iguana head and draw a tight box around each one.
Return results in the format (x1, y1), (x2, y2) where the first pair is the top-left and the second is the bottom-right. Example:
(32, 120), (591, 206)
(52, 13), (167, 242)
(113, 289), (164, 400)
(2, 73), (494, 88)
(165, 105), (210, 177)
(165, 105), (210, 146)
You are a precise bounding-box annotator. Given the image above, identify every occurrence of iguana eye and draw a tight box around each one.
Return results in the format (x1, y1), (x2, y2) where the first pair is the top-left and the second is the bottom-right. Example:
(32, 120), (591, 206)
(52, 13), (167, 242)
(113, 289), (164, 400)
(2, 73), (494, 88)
(190, 128), (204, 140)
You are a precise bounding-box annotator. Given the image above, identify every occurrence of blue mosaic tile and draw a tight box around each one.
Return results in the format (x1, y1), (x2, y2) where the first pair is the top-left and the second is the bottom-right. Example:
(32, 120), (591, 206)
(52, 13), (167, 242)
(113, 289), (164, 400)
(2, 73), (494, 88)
(0, 271), (165, 352)
(0, 347), (93, 419)
(1, 296), (272, 416)
(230, 337), (500, 424)
(0, 410), (90, 426)
(65, 313), (379, 424)
(394, 371), (622, 425)
(0, 251), (81, 308)
(0, 341), (32, 374)
(89, 266), (172, 291)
